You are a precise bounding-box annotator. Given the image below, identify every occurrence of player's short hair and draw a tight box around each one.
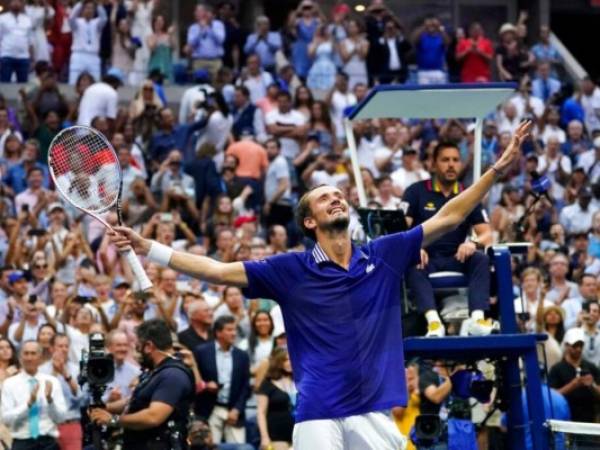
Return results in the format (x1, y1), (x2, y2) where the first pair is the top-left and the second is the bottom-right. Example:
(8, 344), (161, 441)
(296, 185), (327, 241)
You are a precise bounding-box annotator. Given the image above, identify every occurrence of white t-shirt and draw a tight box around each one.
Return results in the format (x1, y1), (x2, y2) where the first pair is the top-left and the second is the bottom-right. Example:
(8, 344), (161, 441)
(538, 125), (566, 145)
(264, 154), (290, 204)
(310, 170), (349, 189)
(265, 109), (307, 159)
(390, 167), (431, 194)
(242, 71), (274, 104)
(330, 90), (357, 139)
(77, 82), (118, 126)
(356, 134), (382, 178)
(509, 95), (545, 120)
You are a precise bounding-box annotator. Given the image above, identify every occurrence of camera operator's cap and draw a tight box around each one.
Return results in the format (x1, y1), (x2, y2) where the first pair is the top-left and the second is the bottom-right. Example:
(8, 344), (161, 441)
(47, 202), (65, 213)
(112, 276), (130, 289)
(106, 67), (125, 85)
(239, 127), (254, 138)
(8, 271), (25, 284)
(564, 327), (586, 346)
(467, 122), (477, 134)
(402, 147), (418, 155)
(593, 136), (600, 149)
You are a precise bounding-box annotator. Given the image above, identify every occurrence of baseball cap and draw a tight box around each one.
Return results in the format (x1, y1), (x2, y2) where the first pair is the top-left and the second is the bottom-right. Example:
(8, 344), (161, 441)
(499, 23), (517, 35)
(563, 327), (585, 346)
(593, 136), (600, 149)
(112, 276), (130, 289)
(47, 202), (65, 213)
(106, 67), (125, 85)
(8, 271), (26, 284)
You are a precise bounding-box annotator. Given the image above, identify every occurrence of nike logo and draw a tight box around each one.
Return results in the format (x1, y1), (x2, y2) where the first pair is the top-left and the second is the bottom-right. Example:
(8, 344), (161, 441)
(366, 263), (375, 274)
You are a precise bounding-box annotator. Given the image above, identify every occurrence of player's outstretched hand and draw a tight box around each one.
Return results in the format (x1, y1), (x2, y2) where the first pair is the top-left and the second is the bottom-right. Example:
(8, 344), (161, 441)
(109, 226), (151, 256)
(493, 120), (532, 174)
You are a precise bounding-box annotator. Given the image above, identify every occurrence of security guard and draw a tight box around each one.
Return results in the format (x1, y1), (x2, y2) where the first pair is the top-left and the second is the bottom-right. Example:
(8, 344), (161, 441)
(402, 141), (493, 338)
(90, 319), (194, 450)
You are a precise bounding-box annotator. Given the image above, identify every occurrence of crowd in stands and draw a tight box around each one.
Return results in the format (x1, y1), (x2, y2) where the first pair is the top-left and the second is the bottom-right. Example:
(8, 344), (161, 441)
(0, 0), (599, 448)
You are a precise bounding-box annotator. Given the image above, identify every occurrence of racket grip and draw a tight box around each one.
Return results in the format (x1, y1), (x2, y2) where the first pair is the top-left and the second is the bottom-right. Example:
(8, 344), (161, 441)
(123, 249), (153, 291)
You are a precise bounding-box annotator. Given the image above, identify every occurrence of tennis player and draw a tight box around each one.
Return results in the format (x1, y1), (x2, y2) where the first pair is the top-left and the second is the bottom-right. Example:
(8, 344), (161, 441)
(109, 121), (531, 449)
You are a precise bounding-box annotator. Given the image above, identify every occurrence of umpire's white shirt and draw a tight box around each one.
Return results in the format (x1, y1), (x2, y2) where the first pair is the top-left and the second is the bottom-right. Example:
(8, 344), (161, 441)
(1, 370), (67, 439)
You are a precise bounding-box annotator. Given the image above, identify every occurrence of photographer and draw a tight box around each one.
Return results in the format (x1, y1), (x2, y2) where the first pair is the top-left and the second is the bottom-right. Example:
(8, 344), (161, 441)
(89, 319), (194, 450)
(415, 361), (477, 449)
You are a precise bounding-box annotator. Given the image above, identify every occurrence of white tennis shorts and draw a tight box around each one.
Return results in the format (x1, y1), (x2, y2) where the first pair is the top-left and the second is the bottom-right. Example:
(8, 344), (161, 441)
(293, 411), (407, 450)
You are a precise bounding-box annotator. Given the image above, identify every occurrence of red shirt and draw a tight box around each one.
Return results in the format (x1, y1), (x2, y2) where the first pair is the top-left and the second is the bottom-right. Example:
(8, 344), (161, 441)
(456, 37), (494, 83)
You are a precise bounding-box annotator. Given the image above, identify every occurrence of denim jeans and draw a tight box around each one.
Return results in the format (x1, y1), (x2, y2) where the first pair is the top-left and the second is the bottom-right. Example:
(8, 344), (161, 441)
(0, 57), (30, 82)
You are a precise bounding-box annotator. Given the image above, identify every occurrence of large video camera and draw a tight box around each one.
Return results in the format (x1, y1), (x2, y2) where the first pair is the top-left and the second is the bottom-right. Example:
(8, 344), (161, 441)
(78, 333), (115, 406)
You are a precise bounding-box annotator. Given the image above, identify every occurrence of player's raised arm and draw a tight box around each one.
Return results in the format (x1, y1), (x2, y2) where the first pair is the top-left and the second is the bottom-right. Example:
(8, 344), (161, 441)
(421, 120), (532, 247)
(108, 227), (249, 287)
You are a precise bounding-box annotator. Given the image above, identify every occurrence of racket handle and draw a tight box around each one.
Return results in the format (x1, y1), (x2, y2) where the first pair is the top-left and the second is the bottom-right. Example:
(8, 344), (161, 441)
(123, 249), (153, 291)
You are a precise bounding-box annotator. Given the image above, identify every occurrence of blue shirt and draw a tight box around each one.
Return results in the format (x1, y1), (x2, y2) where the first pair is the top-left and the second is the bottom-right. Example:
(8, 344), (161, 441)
(416, 32), (446, 70)
(3, 162), (49, 194)
(242, 226), (423, 422)
(244, 32), (282, 69)
(187, 21), (225, 59)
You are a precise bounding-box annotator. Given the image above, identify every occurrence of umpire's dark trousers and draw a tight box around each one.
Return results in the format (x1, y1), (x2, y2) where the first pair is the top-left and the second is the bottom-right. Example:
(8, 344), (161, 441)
(406, 251), (490, 313)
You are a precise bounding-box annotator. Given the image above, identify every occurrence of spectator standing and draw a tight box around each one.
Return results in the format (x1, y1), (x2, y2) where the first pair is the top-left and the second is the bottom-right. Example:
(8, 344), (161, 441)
(147, 15), (175, 82)
(456, 22), (493, 83)
(413, 15), (448, 85)
(531, 25), (561, 76)
(328, 72), (356, 143)
(0, 0), (34, 83)
(48, 0), (73, 80)
(1, 341), (67, 449)
(339, 18), (369, 90)
(217, 1), (242, 72)
(178, 299), (213, 351)
(306, 25), (337, 97)
(240, 53), (274, 104)
(581, 301), (600, 366)
(183, 143), (223, 220)
(545, 253), (580, 305)
(549, 327), (600, 423)
(194, 91), (233, 157)
(531, 61), (561, 103)
(68, 0), (107, 84)
(289, 0), (321, 80)
(25, 0), (55, 64)
(76, 69), (123, 128)
(226, 134), (268, 211)
(186, 4), (225, 82)
(109, 9), (135, 84)
(244, 16), (281, 73)
(231, 85), (266, 141)
(148, 108), (206, 164)
(561, 274), (597, 331)
(496, 23), (533, 82)
(390, 148), (430, 197)
(128, 0), (156, 85)
(364, 1), (396, 85)
(580, 76), (600, 136)
(39, 333), (84, 450)
(537, 136), (572, 204)
(559, 187), (596, 235)
(264, 138), (292, 227)
(193, 316), (251, 445)
(256, 347), (296, 450)
(265, 91), (308, 161)
(375, 18), (411, 84)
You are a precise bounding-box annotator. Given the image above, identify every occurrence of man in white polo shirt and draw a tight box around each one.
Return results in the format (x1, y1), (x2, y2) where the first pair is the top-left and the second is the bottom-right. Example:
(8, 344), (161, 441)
(0, 0), (33, 82)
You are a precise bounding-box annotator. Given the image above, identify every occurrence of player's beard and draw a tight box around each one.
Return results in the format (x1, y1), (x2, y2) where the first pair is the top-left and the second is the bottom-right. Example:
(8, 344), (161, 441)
(320, 215), (350, 235)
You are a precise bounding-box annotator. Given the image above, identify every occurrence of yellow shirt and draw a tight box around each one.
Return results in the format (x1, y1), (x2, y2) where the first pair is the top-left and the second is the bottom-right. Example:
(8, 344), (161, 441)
(394, 391), (420, 450)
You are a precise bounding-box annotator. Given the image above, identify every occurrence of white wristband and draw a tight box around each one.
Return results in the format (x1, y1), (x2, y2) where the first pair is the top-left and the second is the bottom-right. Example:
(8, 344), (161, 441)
(147, 241), (173, 267)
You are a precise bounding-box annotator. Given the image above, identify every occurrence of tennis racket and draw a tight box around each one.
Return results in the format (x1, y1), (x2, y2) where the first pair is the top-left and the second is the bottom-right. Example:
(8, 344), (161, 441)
(48, 125), (153, 291)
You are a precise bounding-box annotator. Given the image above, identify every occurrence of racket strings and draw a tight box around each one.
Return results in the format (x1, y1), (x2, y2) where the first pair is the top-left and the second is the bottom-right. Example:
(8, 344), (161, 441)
(49, 127), (121, 213)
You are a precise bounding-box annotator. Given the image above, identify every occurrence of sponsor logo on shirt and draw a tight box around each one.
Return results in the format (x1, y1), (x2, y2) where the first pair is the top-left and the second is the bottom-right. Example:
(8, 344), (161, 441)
(366, 263), (375, 274)
(424, 202), (436, 212)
